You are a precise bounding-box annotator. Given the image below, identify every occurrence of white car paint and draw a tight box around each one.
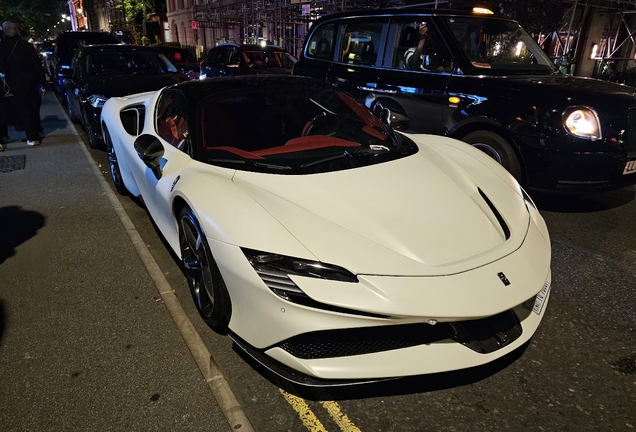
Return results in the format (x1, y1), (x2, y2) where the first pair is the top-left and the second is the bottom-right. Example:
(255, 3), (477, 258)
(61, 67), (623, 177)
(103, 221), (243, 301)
(101, 83), (551, 383)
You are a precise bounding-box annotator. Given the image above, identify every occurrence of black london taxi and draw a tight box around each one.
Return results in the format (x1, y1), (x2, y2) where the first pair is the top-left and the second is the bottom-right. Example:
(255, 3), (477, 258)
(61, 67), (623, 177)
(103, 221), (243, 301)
(293, 7), (636, 193)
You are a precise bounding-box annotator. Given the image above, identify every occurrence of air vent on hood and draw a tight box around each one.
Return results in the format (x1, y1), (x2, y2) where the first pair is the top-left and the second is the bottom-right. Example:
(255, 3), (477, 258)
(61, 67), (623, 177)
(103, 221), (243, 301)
(478, 188), (510, 240)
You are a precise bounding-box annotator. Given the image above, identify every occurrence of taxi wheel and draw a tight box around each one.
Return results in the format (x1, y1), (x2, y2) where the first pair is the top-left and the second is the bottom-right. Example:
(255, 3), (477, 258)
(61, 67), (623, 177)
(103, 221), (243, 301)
(178, 206), (232, 334)
(463, 131), (522, 182)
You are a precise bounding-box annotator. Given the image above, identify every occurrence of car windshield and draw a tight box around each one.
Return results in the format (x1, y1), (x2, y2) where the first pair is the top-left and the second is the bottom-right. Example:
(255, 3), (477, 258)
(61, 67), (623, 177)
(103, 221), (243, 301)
(57, 34), (119, 65)
(199, 81), (416, 174)
(242, 49), (297, 69)
(163, 48), (197, 63)
(87, 51), (177, 76)
(444, 16), (557, 75)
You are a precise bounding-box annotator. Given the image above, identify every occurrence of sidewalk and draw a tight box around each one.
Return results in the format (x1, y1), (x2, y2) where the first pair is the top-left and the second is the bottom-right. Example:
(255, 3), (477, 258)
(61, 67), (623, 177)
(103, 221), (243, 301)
(0, 92), (234, 431)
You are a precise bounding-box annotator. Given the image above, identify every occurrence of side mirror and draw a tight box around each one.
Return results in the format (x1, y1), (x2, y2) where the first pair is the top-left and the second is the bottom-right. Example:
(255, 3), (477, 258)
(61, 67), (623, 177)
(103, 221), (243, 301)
(134, 134), (165, 180)
(379, 107), (410, 131)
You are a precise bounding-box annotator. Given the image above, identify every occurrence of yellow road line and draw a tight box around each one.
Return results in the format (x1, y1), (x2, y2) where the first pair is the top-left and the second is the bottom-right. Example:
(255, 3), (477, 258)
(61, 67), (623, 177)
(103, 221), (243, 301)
(321, 401), (362, 432)
(279, 389), (328, 432)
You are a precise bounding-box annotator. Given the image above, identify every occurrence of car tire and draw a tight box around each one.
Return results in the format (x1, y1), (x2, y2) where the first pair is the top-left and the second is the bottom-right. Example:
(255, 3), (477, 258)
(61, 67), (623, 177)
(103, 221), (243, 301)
(462, 131), (523, 182)
(104, 124), (128, 195)
(178, 206), (232, 334)
(81, 107), (102, 149)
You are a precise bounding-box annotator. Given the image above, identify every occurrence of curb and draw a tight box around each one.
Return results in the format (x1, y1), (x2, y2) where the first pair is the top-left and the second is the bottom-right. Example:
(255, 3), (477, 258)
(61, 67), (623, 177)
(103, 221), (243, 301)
(63, 105), (255, 432)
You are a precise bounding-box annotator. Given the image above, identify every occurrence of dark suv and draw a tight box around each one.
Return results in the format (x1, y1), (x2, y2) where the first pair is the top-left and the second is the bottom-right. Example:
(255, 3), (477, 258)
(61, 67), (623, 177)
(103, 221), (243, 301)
(200, 43), (296, 78)
(293, 7), (636, 193)
(53, 31), (119, 100)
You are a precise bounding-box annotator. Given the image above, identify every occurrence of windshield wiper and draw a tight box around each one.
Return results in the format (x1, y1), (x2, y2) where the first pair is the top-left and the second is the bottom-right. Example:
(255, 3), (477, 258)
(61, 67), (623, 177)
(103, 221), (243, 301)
(300, 153), (350, 168)
(253, 161), (292, 170)
(210, 158), (291, 170)
(210, 158), (246, 165)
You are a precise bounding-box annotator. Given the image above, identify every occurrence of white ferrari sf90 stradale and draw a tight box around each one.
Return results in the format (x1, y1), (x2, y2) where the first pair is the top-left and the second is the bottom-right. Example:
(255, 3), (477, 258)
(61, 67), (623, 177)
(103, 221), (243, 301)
(101, 75), (551, 385)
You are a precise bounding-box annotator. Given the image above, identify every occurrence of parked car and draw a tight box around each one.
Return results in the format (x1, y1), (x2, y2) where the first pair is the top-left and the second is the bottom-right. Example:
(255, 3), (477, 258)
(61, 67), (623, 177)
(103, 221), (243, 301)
(101, 75), (551, 385)
(61, 44), (189, 148)
(293, 7), (636, 194)
(52, 31), (120, 101)
(154, 46), (200, 79)
(199, 43), (296, 78)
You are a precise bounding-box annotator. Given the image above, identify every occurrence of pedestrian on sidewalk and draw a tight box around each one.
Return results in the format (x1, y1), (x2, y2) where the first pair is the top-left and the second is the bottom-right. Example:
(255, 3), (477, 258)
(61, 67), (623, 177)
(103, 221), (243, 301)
(0, 25), (9, 151)
(0, 20), (47, 147)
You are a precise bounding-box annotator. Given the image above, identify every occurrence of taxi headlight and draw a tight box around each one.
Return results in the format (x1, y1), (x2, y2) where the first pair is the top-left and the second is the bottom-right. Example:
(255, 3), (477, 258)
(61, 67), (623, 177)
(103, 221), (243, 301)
(562, 106), (602, 140)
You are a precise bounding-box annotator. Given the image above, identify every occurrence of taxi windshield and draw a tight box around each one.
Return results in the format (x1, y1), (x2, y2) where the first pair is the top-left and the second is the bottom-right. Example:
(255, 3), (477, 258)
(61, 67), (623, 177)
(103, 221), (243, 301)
(444, 16), (557, 75)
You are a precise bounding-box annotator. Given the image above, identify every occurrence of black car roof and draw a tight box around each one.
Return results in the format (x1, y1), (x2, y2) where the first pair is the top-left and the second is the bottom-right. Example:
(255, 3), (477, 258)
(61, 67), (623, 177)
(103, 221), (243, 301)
(312, 7), (513, 21)
(79, 44), (161, 52)
(215, 43), (289, 51)
(56, 31), (119, 42)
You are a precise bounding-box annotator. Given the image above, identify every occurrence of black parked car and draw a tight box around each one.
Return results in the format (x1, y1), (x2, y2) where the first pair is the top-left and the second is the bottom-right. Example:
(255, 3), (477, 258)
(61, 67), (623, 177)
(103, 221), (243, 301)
(52, 31), (120, 100)
(61, 44), (189, 148)
(154, 46), (200, 79)
(200, 43), (296, 78)
(293, 7), (636, 193)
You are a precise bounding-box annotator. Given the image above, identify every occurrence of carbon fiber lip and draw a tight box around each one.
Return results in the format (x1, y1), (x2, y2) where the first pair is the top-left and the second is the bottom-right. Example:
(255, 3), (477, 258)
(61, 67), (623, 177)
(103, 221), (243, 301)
(228, 332), (399, 387)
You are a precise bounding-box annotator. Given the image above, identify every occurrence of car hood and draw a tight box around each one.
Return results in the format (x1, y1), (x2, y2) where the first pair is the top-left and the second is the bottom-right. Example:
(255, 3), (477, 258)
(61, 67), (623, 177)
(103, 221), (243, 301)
(86, 73), (188, 97)
(503, 74), (636, 110)
(232, 146), (530, 276)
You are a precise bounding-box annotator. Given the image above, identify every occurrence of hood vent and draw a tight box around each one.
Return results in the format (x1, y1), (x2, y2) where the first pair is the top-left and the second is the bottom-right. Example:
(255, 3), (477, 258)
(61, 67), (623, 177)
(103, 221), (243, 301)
(478, 188), (510, 240)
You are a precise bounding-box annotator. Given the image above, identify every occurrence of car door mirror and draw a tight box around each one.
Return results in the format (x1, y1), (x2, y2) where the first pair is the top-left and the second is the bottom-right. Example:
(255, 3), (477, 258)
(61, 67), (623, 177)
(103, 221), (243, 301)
(134, 134), (165, 180)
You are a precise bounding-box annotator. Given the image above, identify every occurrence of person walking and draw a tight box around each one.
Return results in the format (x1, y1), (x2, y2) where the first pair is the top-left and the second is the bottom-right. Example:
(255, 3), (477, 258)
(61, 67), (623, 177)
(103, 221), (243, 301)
(0, 20), (46, 147)
(0, 25), (9, 151)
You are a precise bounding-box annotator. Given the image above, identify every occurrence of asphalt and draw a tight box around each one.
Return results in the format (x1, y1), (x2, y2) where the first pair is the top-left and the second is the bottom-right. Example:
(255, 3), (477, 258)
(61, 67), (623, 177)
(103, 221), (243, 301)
(0, 91), (250, 431)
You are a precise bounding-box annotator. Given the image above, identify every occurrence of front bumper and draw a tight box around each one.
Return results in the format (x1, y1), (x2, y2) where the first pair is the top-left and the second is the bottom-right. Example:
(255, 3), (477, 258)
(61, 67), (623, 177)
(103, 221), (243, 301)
(208, 216), (551, 382)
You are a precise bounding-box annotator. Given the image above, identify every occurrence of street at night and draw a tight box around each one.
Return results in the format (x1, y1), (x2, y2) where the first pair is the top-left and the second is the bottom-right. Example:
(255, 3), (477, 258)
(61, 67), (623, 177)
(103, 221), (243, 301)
(0, 89), (634, 431)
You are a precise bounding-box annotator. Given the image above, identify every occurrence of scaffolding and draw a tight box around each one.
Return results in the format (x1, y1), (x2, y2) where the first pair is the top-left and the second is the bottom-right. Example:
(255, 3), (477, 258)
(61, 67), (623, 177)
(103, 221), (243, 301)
(545, 1), (636, 76)
(193, 0), (403, 56)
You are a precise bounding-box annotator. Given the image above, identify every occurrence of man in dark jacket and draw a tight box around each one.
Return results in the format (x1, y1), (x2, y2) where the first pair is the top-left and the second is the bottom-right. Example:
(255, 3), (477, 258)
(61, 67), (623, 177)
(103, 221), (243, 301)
(0, 21), (47, 147)
(0, 25), (9, 150)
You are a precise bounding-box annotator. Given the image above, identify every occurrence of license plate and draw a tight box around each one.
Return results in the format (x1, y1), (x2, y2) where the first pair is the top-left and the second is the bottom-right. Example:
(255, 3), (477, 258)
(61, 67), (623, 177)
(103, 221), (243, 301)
(624, 160), (636, 175)
(533, 281), (551, 315)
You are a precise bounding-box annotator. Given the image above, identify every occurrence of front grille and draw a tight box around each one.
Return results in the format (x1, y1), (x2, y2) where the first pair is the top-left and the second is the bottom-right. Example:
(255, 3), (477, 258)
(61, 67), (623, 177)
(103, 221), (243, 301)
(279, 322), (452, 359)
(627, 107), (636, 157)
(277, 310), (522, 359)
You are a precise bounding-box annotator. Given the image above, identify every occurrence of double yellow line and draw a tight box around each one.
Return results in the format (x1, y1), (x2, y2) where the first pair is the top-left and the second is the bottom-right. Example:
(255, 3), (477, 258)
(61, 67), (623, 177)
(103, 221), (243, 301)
(279, 389), (362, 432)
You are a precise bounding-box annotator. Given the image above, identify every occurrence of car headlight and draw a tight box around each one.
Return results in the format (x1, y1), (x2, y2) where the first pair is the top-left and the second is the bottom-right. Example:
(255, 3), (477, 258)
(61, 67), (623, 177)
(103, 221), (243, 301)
(86, 94), (109, 109)
(243, 248), (357, 282)
(241, 248), (389, 318)
(243, 248), (357, 298)
(562, 106), (602, 140)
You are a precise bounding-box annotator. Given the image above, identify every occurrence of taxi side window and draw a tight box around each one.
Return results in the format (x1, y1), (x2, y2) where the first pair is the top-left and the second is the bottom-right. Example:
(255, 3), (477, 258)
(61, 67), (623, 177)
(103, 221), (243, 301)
(156, 90), (190, 154)
(306, 23), (336, 60)
(338, 21), (384, 66)
(390, 21), (454, 73)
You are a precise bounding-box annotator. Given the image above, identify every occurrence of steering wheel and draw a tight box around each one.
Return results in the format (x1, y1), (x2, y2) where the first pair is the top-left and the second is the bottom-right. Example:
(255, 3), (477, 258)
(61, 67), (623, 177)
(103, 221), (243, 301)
(302, 113), (340, 137)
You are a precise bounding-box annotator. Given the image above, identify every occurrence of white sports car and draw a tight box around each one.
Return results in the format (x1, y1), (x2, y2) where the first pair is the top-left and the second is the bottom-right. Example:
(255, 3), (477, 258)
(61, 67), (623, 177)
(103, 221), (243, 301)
(101, 76), (551, 385)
